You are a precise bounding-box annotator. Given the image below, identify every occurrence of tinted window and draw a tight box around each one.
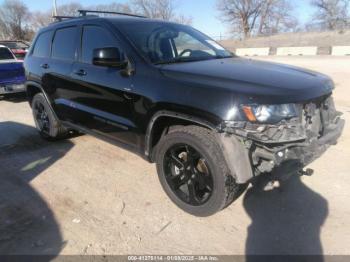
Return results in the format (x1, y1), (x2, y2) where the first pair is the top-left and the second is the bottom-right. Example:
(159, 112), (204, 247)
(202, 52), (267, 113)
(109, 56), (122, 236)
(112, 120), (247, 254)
(52, 27), (77, 60)
(32, 31), (52, 57)
(81, 26), (116, 64)
(117, 22), (232, 64)
(0, 47), (15, 60)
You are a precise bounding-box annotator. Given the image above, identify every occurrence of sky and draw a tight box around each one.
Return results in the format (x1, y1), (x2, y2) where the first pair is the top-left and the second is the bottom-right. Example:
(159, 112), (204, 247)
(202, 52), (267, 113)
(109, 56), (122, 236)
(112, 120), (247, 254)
(1, 0), (315, 38)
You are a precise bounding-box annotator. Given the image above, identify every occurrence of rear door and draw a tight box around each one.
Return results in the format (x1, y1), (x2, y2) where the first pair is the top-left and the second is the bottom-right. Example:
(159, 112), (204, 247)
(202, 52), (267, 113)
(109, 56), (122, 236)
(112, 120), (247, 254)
(67, 24), (138, 146)
(47, 26), (80, 121)
(24, 30), (53, 86)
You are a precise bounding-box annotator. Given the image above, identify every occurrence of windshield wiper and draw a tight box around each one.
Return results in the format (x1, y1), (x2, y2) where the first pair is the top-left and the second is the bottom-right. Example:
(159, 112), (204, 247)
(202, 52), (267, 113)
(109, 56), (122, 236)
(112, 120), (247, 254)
(215, 55), (234, 59)
(154, 56), (216, 65)
(154, 55), (234, 65)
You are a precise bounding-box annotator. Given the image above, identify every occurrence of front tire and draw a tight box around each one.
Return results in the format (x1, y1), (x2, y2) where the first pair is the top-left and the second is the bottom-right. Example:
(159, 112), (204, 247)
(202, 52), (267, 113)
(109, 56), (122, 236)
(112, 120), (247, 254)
(31, 93), (67, 140)
(155, 126), (247, 217)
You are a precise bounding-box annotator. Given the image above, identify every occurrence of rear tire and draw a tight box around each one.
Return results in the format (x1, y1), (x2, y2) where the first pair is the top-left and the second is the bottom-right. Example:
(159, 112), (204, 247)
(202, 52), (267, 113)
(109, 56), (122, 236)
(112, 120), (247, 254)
(155, 125), (247, 217)
(31, 93), (67, 141)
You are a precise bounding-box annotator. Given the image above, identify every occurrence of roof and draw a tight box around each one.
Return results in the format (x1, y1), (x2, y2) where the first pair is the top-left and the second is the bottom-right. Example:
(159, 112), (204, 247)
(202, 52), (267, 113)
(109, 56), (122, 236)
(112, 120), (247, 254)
(105, 16), (175, 24)
(52, 15), (152, 24)
(41, 15), (178, 34)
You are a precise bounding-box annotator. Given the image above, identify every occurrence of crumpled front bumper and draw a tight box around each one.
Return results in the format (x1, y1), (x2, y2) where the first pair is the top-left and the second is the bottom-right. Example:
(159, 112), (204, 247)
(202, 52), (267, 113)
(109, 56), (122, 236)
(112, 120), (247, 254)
(299, 117), (345, 165)
(218, 96), (345, 184)
(251, 116), (345, 181)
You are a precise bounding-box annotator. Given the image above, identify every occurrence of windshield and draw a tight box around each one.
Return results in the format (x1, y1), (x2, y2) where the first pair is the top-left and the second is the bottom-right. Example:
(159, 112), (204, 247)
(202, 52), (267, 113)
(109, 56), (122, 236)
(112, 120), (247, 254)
(0, 47), (15, 60)
(117, 22), (233, 64)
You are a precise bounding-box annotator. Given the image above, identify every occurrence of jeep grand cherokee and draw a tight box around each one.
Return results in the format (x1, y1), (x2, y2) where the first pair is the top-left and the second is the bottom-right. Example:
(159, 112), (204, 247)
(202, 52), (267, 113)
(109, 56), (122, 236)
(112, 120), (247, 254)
(24, 11), (345, 216)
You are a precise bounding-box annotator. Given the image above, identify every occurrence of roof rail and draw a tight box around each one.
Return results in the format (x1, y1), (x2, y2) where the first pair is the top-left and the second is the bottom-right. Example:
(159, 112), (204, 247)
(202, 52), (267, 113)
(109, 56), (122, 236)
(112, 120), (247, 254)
(53, 15), (76, 22)
(78, 9), (147, 19)
(52, 15), (98, 23)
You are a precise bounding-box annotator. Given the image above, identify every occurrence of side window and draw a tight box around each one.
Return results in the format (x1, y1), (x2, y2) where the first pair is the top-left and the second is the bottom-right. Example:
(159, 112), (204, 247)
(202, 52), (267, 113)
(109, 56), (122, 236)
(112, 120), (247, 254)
(32, 31), (52, 58)
(81, 26), (116, 64)
(52, 27), (78, 61)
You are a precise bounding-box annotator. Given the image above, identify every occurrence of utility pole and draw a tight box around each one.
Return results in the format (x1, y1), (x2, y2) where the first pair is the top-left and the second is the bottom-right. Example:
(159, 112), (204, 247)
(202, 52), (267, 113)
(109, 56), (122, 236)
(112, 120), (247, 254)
(53, 0), (58, 17)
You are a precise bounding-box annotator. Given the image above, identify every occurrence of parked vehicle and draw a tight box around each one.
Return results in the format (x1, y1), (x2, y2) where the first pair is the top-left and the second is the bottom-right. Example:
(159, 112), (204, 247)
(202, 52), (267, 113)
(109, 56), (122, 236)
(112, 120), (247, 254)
(0, 45), (26, 97)
(0, 40), (29, 60)
(24, 11), (345, 216)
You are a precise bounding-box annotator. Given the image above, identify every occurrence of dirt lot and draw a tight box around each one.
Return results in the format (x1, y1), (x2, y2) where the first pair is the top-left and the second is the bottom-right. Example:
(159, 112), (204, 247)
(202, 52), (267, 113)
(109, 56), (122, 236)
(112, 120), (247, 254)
(0, 57), (349, 256)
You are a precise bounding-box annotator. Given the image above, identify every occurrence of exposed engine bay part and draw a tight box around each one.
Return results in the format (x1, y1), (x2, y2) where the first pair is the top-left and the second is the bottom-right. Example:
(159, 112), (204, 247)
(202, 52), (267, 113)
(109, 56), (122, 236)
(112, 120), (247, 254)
(223, 117), (307, 144)
(218, 95), (345, 184)
(221, 95), (342, 144)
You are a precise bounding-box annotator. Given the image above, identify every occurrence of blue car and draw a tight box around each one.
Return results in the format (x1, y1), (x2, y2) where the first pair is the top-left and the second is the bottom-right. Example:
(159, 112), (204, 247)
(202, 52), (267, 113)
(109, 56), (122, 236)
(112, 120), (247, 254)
(0, 45), (26, 96)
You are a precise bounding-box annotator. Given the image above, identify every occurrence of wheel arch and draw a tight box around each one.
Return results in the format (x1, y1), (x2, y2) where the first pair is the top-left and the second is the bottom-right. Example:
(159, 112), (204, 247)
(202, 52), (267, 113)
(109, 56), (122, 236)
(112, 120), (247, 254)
(25, 81), (60, 120)
(145, 110), (219, 162)
(26, 81), (46, 105)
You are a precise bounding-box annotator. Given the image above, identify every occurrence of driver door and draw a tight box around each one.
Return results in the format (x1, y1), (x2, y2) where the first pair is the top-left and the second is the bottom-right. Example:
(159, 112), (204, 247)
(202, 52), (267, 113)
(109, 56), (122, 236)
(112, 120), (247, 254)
(67, 25), (138, 146)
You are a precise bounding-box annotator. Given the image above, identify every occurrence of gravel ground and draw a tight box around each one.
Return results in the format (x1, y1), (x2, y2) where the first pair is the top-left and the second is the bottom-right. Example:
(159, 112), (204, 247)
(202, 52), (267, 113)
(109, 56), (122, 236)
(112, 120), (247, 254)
(0, 56), (349, 256)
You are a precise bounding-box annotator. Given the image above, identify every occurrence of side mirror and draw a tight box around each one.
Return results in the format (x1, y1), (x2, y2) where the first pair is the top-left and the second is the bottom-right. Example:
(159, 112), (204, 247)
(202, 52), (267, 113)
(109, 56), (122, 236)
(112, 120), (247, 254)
(93, 47), (128, 69)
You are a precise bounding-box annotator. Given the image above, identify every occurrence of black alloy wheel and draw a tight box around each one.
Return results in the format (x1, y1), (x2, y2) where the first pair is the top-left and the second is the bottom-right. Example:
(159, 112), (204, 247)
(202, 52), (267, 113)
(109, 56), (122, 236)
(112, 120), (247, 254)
(31, 93), (67, 140)
(163, 144), (214, 206)
(156, 126), (248, 216)
(33, 100), (51, 135)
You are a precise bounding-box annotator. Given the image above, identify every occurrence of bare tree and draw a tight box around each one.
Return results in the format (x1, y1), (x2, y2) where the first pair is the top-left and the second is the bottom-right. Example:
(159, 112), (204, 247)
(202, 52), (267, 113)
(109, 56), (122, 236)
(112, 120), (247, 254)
(28, 2), (134, 36)
(311, 0), (349, 30)
(56, 2), (83, 17)
(257, 0), (274, 34)
(0, 16), (10, 40)
(130, 0), (192, 24)
(0, 0), (30, 40)
(217, 0), (298, 38)
(29, 2), (85, 33)
(1, 0), (194, 41)
(173, 14), (193, 25)
(131, 0), (175, 20)
(88, 3), (133, 17)
(30, 11), (52, 32)
(216, 0), (265, 38)
(258, 0), (299, 35)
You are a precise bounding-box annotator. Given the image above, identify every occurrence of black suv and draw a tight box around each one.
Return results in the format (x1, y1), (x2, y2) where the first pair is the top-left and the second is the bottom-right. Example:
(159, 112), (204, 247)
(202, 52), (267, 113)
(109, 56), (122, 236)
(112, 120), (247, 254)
(24, 11), (345, 216)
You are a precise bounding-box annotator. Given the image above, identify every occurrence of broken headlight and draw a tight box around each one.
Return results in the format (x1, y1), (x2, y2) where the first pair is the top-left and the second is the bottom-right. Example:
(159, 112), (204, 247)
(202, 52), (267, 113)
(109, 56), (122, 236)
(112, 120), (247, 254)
(241, 104), (298, 124)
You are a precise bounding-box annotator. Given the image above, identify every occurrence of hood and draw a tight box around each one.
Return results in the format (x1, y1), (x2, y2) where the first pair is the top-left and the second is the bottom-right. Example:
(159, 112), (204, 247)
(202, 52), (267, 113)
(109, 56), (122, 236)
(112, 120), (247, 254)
(160, 57), (334, 104)
(0, 60), (25, 85)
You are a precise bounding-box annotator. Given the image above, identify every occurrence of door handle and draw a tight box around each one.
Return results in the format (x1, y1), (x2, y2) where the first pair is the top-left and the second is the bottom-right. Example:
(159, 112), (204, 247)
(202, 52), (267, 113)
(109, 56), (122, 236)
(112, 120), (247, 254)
(123, 93), (133, 100)
(123, 87), (133, 100)
(40, 63), (49, 69)
(74, 69), (87, 76)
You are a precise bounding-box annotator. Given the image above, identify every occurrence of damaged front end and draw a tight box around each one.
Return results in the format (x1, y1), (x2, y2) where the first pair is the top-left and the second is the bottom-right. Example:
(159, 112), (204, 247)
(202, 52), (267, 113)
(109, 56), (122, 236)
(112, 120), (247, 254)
(218, 95), (345, 184)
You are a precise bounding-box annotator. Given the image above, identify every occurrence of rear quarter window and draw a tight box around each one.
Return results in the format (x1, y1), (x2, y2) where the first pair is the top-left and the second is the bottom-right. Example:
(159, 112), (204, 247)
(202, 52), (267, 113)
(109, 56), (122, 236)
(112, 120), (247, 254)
(32, 31), (52, 58)
(52, 27), (78, 61)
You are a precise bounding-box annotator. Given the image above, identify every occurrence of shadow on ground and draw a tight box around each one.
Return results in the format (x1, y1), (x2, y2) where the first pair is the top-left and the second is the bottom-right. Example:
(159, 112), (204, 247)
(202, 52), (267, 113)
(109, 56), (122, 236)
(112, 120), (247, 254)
(0, 121), (74, 256)
(0, 93), (27, 103)
(244, 174), (329, 261)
